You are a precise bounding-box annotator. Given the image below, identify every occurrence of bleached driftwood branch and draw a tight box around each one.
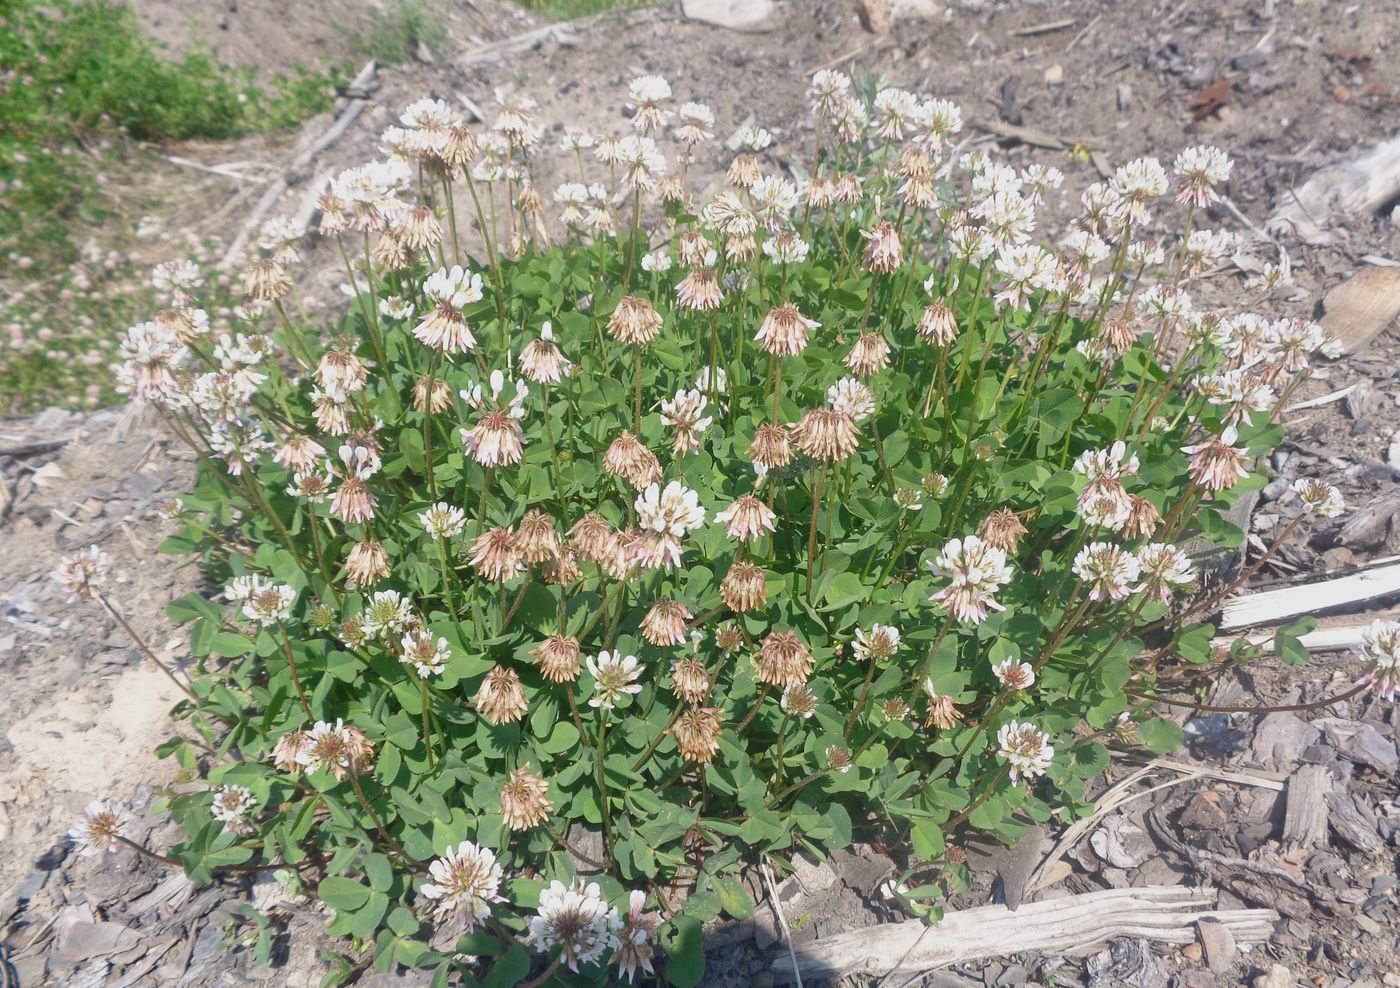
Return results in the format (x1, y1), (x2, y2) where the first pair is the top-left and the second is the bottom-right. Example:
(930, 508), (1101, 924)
(768, 886), (1277, 983)
(1220, 561), (1400, 631)
(1269, 133), (1400, 244)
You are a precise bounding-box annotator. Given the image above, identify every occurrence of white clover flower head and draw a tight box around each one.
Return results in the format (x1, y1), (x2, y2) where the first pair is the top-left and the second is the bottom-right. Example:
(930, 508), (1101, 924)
(211, 785), (257, 823)
(1361, 620), (1400, 668)
(242, 583), (296, 625)
(761, 231), (810, 264)
(615, 135), (668, 191)
(640, 247), (672, 273)
(974, 190), (1036, 247)
(421, 840), (506, 930)
(1134, 543), (1195, 601)
(893, 487), (923, 512)
(997, 720), (1054, 782)
(361, 589), (414, 637)
(808, 69), (851, 113)
(379, 294), (415, 320)
(827, 377), (875, 422)
(52, 545), (111, 600)
(527, 878), (619, 972)
(627, 75), (673, 130)
(695, 365), (727, 394)
(1173, 145), (1233, 207)
(1182, 425), (1250, 492)
(659, 389), (714, 455)
(913, 97), (963, 149)
(853, 624), (901, 661)
(739, 126), (773, 151)
(928, 535), (1014, 624)
(68, 799), (134, 856)
(872, 87), (920, 140)
(420, 502), (468, 539)
(1291, 478), (1344, 518)
(749, 175), (800, 223)
(587, 651), (643, 709)
(1111, 156), (1169, 224)
(613, 888), (660, 982)
(1072, 542), (1141, 602)
(1073, 440), (1140, 484)
(400, 628), (452, 677)
(674, 101), (715, 144)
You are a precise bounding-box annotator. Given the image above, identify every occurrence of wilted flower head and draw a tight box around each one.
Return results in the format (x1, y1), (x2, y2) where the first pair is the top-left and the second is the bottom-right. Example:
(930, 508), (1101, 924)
(297, 719), (375, 780)
(519, 323), (570, 384)
(605, 431), (663, 489)
(978, 508), (1028, 553)
(474, 666), (529, 725)
(670, 658), (712, 704)
(1134, 543), (1195, 602)
(749, 422), (794, 476)
(754, 630), (814, 688)
(470, 527), (524, 583)
(608, 296), (664, 345)
(756, 303), (819, 357)
(421, 841), (506, 930)
(721, 561), (768, 612)
(1183, 426), (1250, 492)
(641, 598), (692, 647)
(997, 720), (1054, 782)
(527, 879), (618, 972)
(416, 266), (483, 352)
(613, 890), (661, 983)
(533, 634), (582, 683)
(923, 683), (961, 730)
(68, 800), (133, 856)
(862, 220), (904, 274)
(715, 495), (777, 543)
(500, 766), (552, 831)
(791, 406), (860, 462)
(670, 706), (723, 763)
(846, 332), (891, 376)
(1358, 620), (1400, 700)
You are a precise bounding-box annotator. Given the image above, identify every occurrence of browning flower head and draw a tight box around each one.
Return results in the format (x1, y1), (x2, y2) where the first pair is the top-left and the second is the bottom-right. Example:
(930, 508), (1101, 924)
(978, 508), (1028, 553)
(1102, 318), (1135, 354)
(569, 513), (617, 562)
(670, 658), (712, 704)
(1359, 619), (1400, 700)
(755, 303), (819, 357)
(675, 268), (723, 311)
(1181, 422), (1248, 489)
(469, 527), (524, 583)
(275, 434), (327, 474)
(515, 508), (563, 564)
(297, 719), (375, 780)
(500, 766), (552, 831)
(414, 374), (453, 414)
(997, 720), (1054, 783)
(608, 296), (664, 346)
(519, 324), (570, 384)
(463, 408), (526, 468)
(330, 475), (377, 524)
(659, 389), (713, 456)
(605, 431), (664, 489)
(1122, 495), (1163, 539)
(721, 561), (768, 613)
(862, 220), (904, 274)
(791, 407), (860, 462)
(68, 800), (133, 856)
(754, 630), (813, 688)
(344, 540), (391, 587)
(922, 683), (961, 730)
(243, 258), (292, 301)
(542, 544), (582, 585)
(748, 422), (795, 475)
(421, 841), (506, 930)
(416, 266), (483, 353)
(727, 153), (761, 189)
(716, 624), (744, 653)
(992, 658), (1035, 691)
(670, 706), (723, 763)
(641, 598), (692, 647)
(474, 666), (529, 725)
(614, 890), (660, 983)
(715, 494), (777, 543)
(825, 745), (854, 774)
(780, 682), (818, 719)
(845, 331), (891, 376)
(853, 624), (901, 661)
(514, 640), (574, 692)
(881, 696), (911, 722)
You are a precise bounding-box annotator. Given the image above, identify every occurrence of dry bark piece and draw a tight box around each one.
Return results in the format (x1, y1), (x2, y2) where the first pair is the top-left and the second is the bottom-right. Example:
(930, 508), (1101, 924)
(1188, 79), (1232, 120)
(767, 886), (1278, 982)
(1281, 763), (1333, 852)
(1324, 789), (1384, 852)
(1269, 135), (1400, 244)
(1320, 267), (1400, 356)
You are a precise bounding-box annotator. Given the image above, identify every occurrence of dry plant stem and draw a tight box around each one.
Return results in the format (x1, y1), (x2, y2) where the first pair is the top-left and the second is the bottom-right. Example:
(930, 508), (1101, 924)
(633, 345), (643, 433)
(805, 464), (830, 599)
(96, 594), (199, 704)
(1132, 682), (1366, 715)
(278, 624), (316, 721)
(596, 716), (615, 864)
(844, 655), (880, 741)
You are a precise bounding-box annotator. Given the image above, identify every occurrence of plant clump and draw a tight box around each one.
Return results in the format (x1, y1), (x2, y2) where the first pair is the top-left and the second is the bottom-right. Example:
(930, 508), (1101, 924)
(59, 72), (1361, 986)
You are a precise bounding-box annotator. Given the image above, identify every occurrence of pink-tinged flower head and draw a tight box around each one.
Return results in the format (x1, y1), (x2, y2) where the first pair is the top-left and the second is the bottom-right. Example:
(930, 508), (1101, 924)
(715, 494), (777, 543)
(1173, 145), (1232, 208)
(1182, 426), (1250, 492)
(613, 890), (660, 983)
(1358, 620), (1400, 700)
(928, 535), (1014, 624)
(756, 303), (819, 357)
(993, 659), (1035, 691)
(997, 720), (1054, 782)
(68, 800), (133, 856)
(460, 371), (528, 467)
(51, 545), (111, 601)
(415, 266), (483, 352)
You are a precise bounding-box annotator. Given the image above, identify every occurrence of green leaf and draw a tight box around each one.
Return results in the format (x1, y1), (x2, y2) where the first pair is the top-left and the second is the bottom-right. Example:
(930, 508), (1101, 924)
(481, 943), (531, 988)
(666, 915), (705, 988)
(712, 875), (752, 920)
(1138, 717), (1184, 754)
(822, 571), (866, 611)
(1274, 617), (1316, 667)
(317, 877), (371, 912)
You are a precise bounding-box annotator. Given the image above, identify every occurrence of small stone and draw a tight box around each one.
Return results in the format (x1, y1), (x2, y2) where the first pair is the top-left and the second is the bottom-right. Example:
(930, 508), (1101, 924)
(996, 963), (1029, 986)
(1370, 874), (1398, 894)
(1253, 964), (1294, 988)
(1182, 942), (1203, 962)
(1116, 83), (1133, 110)
(1044, 64), (1064, 86)
(1197, 918), (1236, 974)
(790, 853), (837, 894)
(1252, 713), (1320, 772)
(680, 0), (775, 30)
